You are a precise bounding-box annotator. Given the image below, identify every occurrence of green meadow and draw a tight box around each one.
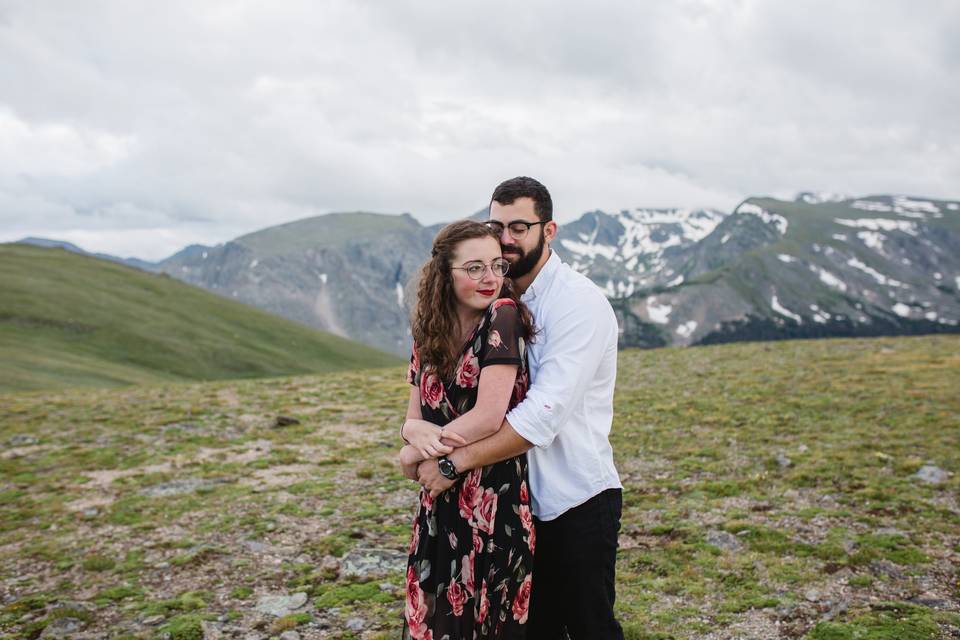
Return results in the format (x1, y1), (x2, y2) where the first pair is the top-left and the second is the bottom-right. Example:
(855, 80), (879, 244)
(1, 335), (958, 638)
(0, 244), (400, 392)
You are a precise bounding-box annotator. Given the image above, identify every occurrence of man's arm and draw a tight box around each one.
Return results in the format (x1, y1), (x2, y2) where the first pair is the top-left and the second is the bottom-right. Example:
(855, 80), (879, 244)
(450, 417), (531, 470)
(504, 288), (616, 449)
(417, 417), (532, 496)
(405, 363), (518, 448)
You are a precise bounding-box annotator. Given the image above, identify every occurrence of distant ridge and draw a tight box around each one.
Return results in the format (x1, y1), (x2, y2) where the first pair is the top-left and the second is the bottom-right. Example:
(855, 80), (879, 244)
(15, 236), (158, 272)
(0, 244), (400, 392)
(154, 194), (960, 353)
(15, 191), (959, 356)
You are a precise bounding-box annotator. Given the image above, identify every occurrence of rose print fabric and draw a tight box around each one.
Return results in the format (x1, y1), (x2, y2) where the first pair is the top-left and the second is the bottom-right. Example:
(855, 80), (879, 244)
(404, 298), (533, 640)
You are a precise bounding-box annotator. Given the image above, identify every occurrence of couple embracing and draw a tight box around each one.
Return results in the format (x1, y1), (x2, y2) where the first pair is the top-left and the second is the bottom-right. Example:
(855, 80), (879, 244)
(399, 177), (624, 640)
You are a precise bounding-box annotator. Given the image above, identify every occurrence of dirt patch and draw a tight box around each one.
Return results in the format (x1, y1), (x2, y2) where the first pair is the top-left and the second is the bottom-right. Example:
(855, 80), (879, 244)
(190, 439), (274, 464)
(701, 608), (785, 640)
(0, 444), (53, 460)
(64, 495), (116, 512)
(81, 463), (173, 489)
(243, 464), (317, 488)
(216, 387), (241, 407)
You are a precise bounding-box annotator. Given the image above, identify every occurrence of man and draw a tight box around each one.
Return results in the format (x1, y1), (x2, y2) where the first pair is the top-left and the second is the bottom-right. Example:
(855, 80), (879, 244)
(417, 176), (624, 639)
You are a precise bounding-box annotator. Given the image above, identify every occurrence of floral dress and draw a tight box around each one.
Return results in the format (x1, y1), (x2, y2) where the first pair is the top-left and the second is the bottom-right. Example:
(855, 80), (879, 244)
(404, 298), (534, 640)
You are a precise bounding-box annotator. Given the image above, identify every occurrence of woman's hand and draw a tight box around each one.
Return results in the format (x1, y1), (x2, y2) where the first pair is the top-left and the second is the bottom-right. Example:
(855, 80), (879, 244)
(399, 445), (422, 480)
(402, 418), (467, 459)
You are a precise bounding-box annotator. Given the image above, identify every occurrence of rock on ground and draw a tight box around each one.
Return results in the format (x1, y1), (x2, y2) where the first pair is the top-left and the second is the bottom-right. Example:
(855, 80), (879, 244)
(253, 592), (309, 617)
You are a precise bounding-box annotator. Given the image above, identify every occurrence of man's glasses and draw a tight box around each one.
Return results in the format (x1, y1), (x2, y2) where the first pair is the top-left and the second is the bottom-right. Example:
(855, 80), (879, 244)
(484, 219), (547, 240)
(451, 258), (510, 280)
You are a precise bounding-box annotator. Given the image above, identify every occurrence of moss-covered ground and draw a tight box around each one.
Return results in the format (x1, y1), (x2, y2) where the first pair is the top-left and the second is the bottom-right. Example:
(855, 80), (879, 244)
(1, 335), (957, 638)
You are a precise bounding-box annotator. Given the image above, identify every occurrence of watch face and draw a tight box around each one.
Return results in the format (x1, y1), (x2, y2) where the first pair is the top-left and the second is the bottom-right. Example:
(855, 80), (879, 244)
(438, 457), (457, 479)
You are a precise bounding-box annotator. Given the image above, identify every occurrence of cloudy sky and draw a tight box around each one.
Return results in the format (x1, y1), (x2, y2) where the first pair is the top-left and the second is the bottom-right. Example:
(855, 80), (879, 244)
(1, 0), (957, 260)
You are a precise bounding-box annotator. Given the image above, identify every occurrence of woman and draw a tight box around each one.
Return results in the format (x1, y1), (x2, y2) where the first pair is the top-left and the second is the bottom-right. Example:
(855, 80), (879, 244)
(398, 220), (536, 640)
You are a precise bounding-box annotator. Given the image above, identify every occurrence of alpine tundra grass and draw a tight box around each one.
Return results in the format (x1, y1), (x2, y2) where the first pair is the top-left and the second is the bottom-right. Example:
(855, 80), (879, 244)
(1, 335), (958, 638)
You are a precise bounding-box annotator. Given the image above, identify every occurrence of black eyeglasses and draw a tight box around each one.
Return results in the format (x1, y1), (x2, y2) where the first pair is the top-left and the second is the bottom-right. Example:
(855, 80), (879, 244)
(451, 258), (510, 280)
(484, 219), (547, 240)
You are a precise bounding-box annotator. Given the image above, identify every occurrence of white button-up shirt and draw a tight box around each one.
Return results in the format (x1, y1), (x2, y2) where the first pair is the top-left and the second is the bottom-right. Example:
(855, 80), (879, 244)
(506, 250), (622, 521)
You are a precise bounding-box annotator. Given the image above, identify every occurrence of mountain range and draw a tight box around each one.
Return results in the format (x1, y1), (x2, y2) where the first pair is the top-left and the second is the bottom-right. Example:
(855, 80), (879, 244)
(15, 192), (960, 355)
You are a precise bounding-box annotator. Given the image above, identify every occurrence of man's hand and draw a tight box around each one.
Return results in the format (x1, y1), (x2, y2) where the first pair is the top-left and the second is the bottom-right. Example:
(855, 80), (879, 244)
(417, 459), (455, 498)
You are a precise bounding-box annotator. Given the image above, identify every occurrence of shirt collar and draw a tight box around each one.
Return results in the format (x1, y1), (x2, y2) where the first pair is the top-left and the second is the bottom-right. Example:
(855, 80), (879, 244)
(522, 249), (561, 302)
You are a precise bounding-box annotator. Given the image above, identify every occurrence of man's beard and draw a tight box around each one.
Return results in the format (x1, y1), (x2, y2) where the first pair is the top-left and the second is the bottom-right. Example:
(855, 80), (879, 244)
(502, 229), (545, 279)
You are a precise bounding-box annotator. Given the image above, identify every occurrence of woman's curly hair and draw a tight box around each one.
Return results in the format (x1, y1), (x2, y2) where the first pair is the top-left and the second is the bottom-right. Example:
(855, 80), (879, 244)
(411, 220), (535, 382)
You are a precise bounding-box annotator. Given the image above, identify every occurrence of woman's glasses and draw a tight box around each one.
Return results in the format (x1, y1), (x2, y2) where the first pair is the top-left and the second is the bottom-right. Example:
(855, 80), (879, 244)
(452, 258), (510, 280)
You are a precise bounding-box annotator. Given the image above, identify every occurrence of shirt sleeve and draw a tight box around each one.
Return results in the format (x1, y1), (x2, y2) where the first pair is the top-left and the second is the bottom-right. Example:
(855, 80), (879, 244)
(506, 290), (616, 448)
(480, 300), (524, 368)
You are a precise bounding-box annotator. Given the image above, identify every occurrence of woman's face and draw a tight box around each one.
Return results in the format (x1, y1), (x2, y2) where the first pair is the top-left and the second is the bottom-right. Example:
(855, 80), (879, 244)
(450, 236), (504, 315)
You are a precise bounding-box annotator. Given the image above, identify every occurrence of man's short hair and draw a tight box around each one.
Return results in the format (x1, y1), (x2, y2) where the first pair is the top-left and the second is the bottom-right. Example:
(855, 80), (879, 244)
(490, 176), (553, 222)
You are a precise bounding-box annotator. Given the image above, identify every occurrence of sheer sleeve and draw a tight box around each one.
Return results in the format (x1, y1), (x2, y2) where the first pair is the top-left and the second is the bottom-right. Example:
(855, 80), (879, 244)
(480, 300), (524, 368)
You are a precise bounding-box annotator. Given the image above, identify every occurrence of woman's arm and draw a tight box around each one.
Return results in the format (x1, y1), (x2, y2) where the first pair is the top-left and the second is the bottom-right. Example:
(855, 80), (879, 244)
(399, 387), (425, 479)
(401, 385), (468, 459)
(399, 444), (422, 480)
(398, 386), (467, 478)
(423, 363), (518, 446)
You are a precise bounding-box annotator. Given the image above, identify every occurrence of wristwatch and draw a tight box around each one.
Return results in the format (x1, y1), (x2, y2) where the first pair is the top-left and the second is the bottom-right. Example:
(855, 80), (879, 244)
(437, 456), (461, 480)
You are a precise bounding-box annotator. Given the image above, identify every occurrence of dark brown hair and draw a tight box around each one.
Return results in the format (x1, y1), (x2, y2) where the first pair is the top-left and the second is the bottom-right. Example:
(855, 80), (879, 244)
(490, 176), (553, 222)
(412, 220), (535, 381)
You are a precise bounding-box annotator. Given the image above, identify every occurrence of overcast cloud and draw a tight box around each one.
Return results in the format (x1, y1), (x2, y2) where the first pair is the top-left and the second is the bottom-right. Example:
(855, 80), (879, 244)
(1, 0), (957, 260)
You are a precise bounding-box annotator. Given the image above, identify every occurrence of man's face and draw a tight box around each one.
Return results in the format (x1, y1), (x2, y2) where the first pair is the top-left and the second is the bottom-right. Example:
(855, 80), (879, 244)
(488, 197), (552, 279)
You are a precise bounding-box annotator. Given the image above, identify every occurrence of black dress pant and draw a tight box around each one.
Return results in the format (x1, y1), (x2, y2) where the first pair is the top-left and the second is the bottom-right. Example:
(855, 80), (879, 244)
(527, 488), (624, 640)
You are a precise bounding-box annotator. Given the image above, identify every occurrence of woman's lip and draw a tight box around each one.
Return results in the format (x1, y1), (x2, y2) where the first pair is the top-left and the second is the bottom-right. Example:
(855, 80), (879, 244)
(477, 289), (496, 296)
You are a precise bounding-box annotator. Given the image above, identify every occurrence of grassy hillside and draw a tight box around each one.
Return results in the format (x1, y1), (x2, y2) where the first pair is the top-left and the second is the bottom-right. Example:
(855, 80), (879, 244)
(0, 335), (957, 639)
(0, 244), (401, 392)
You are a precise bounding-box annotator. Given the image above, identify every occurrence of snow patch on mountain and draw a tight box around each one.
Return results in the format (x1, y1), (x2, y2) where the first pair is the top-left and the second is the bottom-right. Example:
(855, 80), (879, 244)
(771, 295), (802, 323)
(559, 208), (726, 287)
(835, 218), (918, 236)
(646, 298), (672, 324)
(676, 320), (697, 338)
(892, 196), (941, 217)
(796, 191), (850, 204)
(809, 304), (831, 324)
(560, 239), (617, 260)
(604, 279), (636, 298)
(856, 231), (886, 252)
(852, 200), (893, 213)
(811, 265), (847, 292)
(849, 196), (941, 218)
(846, 257), (903, 287)
(618, 208), (724, 259)
(892, 303), (912, 318)
(736, 203), (788, 234)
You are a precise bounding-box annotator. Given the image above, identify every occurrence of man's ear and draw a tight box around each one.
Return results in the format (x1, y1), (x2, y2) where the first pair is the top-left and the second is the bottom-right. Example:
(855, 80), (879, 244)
(544, 220), (558, 243)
